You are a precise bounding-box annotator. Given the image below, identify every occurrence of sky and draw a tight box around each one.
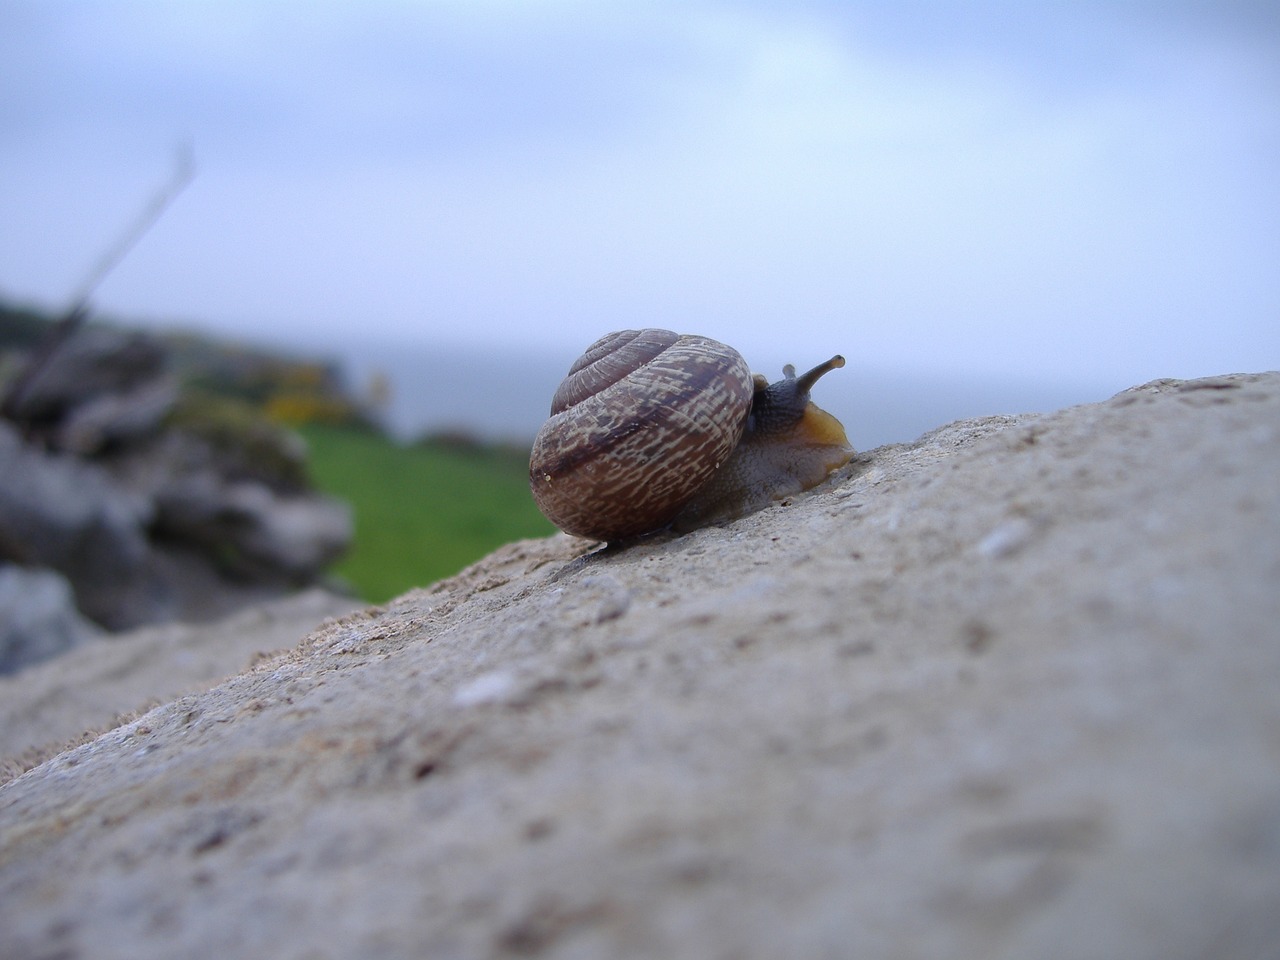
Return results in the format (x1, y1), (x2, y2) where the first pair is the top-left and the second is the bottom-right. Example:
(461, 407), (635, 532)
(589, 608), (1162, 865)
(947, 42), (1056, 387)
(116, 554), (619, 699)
(1, 0), (1278, 402)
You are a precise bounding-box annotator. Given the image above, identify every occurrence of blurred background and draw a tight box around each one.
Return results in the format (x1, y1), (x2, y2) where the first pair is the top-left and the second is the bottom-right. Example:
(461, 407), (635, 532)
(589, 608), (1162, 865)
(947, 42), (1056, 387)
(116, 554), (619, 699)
(1, 1), (1278, 635)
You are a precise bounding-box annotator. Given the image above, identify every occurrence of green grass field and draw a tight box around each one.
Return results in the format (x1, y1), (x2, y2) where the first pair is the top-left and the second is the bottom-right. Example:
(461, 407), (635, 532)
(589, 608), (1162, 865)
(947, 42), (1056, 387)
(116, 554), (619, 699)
(298, 424), (556, 603)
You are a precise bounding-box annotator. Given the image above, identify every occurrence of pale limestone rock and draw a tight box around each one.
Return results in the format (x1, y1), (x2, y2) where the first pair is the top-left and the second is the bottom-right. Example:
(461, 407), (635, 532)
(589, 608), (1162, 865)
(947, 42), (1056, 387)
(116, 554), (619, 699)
(1, 373), (1277, 960)
(0, 588), (361, 774)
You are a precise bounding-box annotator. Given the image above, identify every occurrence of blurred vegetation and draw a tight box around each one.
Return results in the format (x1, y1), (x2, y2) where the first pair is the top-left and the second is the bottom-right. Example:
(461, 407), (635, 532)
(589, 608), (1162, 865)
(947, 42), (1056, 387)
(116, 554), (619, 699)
(162, 329), (377, 431)
(2, 297), (554, 603)
(298, 423), (554, 603)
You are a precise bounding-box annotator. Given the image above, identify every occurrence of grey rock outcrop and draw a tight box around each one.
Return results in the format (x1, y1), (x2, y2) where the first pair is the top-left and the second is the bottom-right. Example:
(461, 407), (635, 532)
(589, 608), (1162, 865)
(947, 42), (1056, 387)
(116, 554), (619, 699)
(151, 467), (352, 580)
(2, 326), (169, 433)
(0, 565), (105, 674)
(0, 420), (156, 630)
(0, 325), (352, 651)
(55, 374), (180, 455)
(1, 373), (1277, 960)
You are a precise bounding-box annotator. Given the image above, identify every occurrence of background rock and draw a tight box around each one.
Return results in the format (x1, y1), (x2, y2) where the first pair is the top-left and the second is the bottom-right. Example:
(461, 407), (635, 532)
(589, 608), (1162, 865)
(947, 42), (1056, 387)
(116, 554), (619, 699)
(55, 374), (180, 455)
(0, 564), (105, 674)
(150, 470), (351, 580)
(0, 421), (156, 629)
(0, 325), (353, 639)
(1, 373), (1277, 960)
(2, 326), (168, 431)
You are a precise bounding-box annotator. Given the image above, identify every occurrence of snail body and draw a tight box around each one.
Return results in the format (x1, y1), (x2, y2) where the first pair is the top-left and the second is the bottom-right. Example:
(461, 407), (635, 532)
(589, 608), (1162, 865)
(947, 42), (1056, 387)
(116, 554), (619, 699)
(529, 329), (853, 542)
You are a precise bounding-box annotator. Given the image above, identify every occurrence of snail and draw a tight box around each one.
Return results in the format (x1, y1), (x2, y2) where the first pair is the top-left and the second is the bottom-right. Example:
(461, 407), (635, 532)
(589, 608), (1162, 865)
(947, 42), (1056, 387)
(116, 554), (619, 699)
(529, 328), (854, 542)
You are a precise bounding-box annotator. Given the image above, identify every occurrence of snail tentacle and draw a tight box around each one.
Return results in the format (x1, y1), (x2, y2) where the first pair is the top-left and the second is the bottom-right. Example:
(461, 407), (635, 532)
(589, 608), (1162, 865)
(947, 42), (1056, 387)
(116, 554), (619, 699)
(795, 355), (846, 393)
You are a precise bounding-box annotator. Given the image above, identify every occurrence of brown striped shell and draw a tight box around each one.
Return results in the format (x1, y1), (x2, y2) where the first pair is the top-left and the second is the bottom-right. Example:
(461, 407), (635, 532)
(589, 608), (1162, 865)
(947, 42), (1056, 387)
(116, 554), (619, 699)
(529, 329), (855, 542)
(529, 329), (754, 541)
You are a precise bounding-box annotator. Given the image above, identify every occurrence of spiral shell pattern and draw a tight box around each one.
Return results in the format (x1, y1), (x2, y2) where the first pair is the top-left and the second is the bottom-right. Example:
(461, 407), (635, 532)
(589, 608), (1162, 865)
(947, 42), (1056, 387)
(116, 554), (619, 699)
(529, 329), (754, 541)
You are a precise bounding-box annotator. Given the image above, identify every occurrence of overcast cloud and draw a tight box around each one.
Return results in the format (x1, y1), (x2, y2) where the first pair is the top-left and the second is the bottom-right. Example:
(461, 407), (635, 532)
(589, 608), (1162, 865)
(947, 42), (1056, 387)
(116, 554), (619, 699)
(1, 0), (1276, 392)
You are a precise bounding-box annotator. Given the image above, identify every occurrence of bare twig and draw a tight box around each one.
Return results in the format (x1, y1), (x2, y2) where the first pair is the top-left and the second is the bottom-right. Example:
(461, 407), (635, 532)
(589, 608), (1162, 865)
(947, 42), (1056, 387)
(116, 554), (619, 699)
(1, 144), (196, 423)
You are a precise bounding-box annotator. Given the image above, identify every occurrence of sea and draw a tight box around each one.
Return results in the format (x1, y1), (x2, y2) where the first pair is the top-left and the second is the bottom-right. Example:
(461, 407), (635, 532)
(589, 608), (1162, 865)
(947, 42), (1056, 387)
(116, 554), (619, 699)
(327, 338), (1122, 452)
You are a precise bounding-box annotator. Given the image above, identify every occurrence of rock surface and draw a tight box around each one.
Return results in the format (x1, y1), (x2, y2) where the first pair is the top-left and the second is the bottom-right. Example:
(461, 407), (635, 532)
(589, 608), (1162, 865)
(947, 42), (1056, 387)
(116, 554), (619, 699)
(1, 373), (1278, 960)
(0, 588), (362, 778)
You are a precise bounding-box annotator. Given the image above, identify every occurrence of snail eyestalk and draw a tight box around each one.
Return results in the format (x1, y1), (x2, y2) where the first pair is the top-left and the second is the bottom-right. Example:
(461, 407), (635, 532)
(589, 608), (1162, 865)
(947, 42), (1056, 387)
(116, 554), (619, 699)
(796, 355), (845, 394)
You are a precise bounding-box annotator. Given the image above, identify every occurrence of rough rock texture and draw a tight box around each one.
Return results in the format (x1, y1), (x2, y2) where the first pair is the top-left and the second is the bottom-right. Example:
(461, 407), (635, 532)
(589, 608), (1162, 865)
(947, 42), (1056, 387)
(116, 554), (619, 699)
(1, 373), (1278, 960)
(0, 588), (362, 777)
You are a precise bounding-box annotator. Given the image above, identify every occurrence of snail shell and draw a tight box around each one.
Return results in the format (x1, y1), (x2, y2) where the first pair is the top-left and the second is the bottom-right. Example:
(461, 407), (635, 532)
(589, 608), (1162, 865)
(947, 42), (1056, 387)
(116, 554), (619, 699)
(529, 329), (754, 541)
(529, 328), (853, 542)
